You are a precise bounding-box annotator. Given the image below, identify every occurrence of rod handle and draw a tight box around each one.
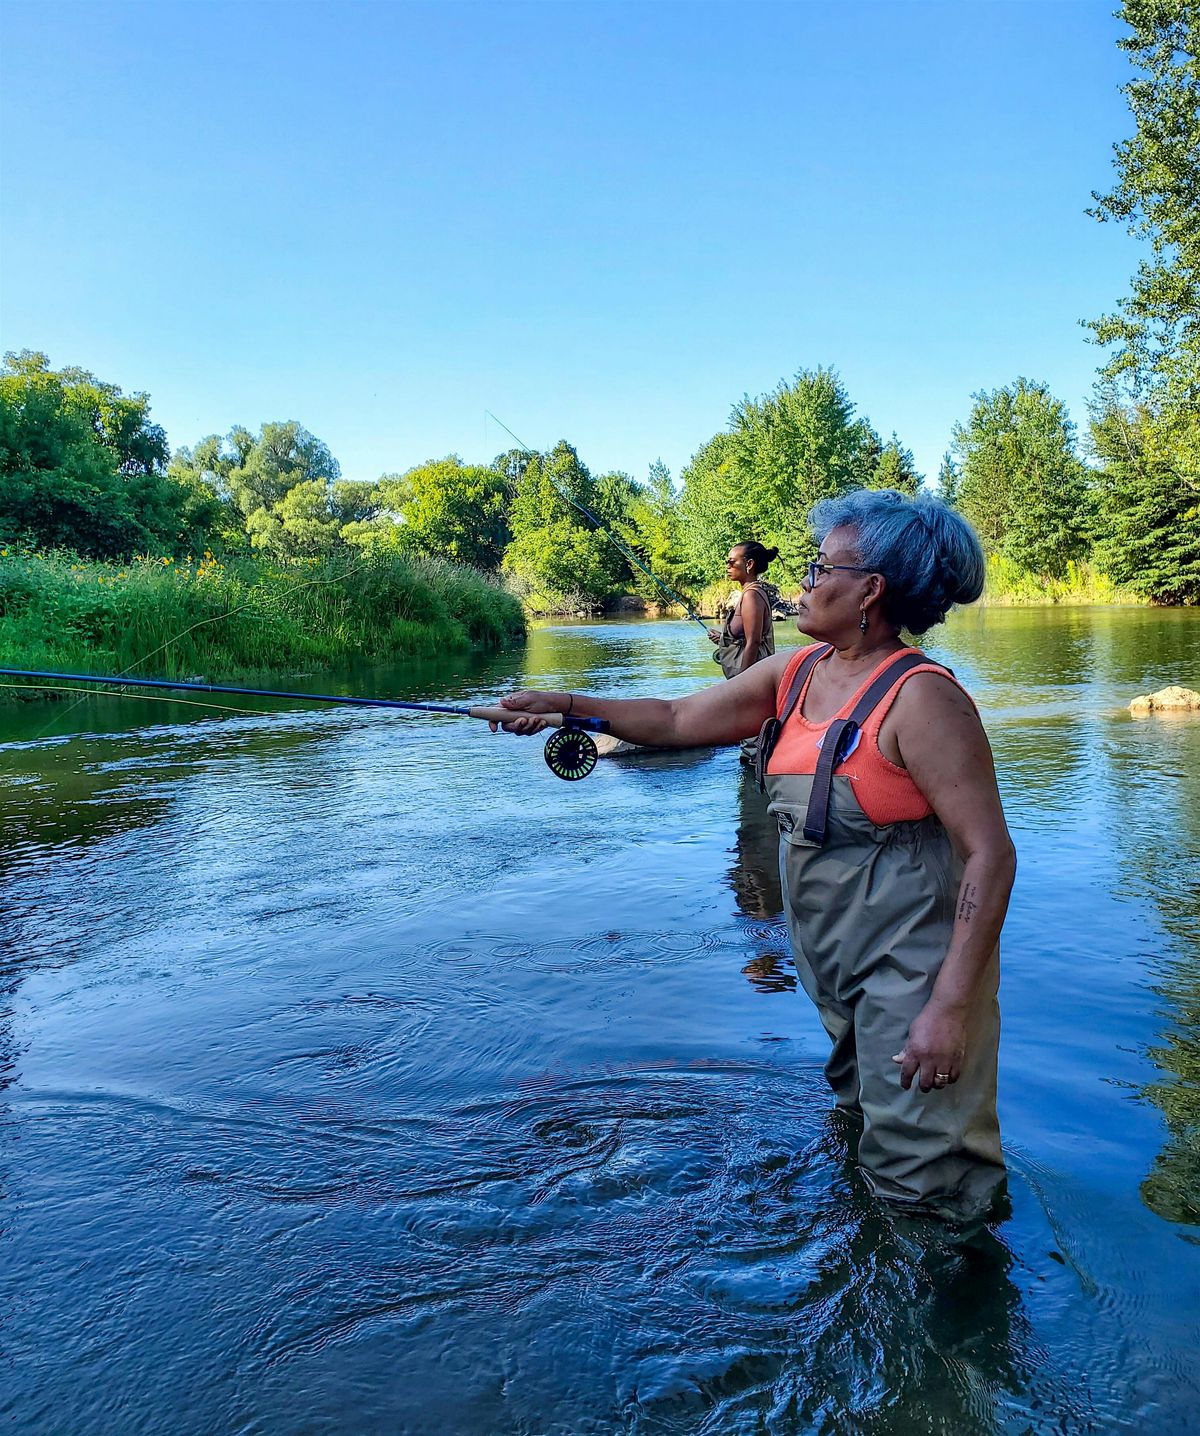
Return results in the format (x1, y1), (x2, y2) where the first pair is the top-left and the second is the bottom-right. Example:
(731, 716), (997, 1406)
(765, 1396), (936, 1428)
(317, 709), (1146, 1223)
(469, 704), (564, 727)
(468, 706), (609, 733)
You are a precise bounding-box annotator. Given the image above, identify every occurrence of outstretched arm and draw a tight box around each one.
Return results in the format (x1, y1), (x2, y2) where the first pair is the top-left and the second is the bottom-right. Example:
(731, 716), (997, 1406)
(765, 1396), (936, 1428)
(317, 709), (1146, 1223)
(493, 652), (789, 748)
(886, 674), (1017, 1094)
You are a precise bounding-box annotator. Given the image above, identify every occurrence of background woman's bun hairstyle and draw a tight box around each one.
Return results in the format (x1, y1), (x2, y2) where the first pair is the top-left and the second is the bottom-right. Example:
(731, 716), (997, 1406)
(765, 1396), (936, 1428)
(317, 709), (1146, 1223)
(807, 489), (985, 635)
(737, 541), (779, 572)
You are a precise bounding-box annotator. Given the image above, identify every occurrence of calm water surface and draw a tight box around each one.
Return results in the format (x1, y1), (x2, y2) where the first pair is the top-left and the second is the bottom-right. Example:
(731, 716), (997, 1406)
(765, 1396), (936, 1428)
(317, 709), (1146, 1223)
(1, 607), (1198, 1434)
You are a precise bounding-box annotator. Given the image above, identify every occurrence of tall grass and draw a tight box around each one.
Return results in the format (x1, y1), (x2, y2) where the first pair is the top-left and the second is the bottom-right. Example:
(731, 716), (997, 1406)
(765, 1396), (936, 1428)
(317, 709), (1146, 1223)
(977, 554), (1141, 605)
(0, 547), (525, 689)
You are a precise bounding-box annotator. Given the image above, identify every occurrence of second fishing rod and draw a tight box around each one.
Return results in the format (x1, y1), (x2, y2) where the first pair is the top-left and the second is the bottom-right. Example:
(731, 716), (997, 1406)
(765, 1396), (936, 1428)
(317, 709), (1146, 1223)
(486, 413), (711, 632)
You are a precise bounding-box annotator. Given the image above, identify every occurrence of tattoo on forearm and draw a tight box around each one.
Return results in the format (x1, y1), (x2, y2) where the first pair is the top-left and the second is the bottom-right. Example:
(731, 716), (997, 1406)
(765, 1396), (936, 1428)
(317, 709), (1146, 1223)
(958, 883), (979, 923)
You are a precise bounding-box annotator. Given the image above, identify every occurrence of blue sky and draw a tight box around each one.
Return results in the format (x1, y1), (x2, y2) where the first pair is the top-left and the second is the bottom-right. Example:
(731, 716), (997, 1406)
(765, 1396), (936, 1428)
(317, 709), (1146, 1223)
(1, 0), (1137, 488)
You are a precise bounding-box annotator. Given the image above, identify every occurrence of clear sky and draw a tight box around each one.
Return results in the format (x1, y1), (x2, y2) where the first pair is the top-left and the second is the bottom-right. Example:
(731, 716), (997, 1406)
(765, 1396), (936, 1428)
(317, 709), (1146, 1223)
(1, 0), (1138, 488)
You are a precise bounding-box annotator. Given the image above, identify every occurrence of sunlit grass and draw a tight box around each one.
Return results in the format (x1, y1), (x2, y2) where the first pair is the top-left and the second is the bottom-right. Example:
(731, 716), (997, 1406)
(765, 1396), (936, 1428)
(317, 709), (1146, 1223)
(0, 548), (525, 689)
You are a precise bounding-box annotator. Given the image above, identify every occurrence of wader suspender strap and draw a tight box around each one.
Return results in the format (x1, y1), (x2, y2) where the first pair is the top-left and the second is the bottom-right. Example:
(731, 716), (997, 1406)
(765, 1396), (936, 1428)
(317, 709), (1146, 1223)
(802, 650), (934, 844)
(753, 644), (833, 791)
(746, 583), (772, 623)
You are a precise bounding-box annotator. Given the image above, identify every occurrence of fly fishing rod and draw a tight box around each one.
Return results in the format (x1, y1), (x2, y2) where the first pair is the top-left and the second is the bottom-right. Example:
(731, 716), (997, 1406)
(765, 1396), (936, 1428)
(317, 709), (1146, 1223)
(0, 668), (609, 781)
(486, 412), (711, 632)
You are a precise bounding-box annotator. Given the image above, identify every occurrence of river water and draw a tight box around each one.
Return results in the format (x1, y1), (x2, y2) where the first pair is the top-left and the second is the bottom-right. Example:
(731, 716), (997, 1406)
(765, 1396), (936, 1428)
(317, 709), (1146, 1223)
(1, 608), (1198, 1434)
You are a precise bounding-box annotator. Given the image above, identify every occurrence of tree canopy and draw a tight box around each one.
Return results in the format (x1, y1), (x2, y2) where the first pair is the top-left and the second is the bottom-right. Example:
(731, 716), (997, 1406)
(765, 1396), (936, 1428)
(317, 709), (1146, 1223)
(1085, 0), (1200, 603)
(0, 350), (208, 557)
(680, 368), (895, 584)
(947, 379), (1093, 579)
(502, 442), (629, 609)
(168, 420), (343, 556)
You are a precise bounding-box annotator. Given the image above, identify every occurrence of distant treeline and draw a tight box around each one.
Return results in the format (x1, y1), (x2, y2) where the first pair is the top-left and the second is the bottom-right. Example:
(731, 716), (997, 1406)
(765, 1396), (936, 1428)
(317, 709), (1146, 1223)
(1, 348), (1194, 615)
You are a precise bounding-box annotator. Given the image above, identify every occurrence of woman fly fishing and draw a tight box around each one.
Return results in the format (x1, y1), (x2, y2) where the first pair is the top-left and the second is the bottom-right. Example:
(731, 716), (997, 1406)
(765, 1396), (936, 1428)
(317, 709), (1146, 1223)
(491, 489), (1016, 1219)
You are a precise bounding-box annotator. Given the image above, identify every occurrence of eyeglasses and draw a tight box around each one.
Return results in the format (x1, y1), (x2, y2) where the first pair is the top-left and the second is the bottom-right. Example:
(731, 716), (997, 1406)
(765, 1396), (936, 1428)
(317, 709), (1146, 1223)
(805, 561), (876, 588)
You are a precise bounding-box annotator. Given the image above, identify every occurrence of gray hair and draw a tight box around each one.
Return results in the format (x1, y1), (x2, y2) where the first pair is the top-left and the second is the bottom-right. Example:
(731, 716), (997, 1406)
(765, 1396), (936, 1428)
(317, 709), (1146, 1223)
(808, 489), (985, 635)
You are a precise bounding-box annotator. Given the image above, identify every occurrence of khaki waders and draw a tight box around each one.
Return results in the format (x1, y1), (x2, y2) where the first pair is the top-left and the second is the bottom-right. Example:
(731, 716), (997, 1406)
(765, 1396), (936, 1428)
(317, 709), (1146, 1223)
(765, 771), (1006, 1219)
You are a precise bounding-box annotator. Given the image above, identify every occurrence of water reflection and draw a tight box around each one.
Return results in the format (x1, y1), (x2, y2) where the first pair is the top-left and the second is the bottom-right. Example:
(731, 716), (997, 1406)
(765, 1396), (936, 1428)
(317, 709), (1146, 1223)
(727, 769), (784, 924)
(1103, 709), (1200, 1226)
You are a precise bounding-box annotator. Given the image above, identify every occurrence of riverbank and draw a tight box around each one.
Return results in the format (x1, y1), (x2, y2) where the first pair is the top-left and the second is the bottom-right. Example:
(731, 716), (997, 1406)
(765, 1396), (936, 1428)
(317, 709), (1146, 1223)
(0, 548), (525, 695)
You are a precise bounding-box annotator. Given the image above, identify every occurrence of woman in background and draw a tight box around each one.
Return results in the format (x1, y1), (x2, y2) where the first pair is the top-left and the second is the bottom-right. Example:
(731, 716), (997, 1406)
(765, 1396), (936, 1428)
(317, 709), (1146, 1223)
(708, 540), (779, 763)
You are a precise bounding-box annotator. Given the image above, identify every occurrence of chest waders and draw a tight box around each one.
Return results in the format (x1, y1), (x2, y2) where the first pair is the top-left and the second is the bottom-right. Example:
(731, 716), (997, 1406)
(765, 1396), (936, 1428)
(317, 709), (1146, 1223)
(713, 584), (775, 763)
(760, 646), (1006, 1219)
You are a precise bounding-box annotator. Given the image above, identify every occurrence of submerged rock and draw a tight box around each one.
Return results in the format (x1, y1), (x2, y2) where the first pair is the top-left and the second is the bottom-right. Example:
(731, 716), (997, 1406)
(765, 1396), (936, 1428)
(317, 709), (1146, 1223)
(594, 732), (660, 757)
(1129, 685), (1200, 713)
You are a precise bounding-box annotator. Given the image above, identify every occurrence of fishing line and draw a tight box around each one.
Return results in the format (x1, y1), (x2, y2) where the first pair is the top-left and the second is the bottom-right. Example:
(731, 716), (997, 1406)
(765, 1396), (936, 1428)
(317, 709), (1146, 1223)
(0, 669), (610, 780)
(485, 412), (710, 631)
(0, 682), (265, 717)
(24, 554), (375, 744)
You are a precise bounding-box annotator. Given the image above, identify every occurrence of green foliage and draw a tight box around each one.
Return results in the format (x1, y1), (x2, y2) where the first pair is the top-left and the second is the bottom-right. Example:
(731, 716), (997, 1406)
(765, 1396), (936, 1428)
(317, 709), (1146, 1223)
(619, 459), (698, 605)
(0, 351), (203, 558)
(502, 441), (627, 611)
(1087, 0), (1200, 414)
(0, 547), (524, 684)
(1082, 1), (1200, 606)
(679, 368), (886, 585)
(677, 432), (739, 584)
(390, 457), (512, 570)
(949, 379), (1094, 578)
(1089, 396), (1200, 603)
(977, 551), (1135, 605)
(869, 435), (922, 495)
(330, 479), (387, 525)
(168, 420), (342, 554)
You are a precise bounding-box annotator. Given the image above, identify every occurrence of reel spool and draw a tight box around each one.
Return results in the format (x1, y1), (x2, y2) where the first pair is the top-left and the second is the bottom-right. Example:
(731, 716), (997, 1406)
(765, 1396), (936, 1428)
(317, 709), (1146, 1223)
(543, 725), (599, 781)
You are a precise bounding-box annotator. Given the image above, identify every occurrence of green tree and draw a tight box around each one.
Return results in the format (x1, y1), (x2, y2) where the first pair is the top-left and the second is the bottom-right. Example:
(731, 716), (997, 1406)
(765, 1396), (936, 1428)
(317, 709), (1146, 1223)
(1090, 394), (1200, 603)
(245, 479), (343, 558)
(937, 453), (960, 503)
(1087, 0), (1200, 410)
(950, 379), (1093, 577)
(0, 351), (205, 557)
(622, 459), (698, 603)
(1086, 0), (1200, 601)
(679, 368), (884, 585)
(395, 457), (512, 570)
(869, 435), (922, 495)
(502, 441), (625, 610)
(678, 432), (740, 581)
(492, 447), (534, 485)
(330, 479), (386, 526)
(169, 420), (343, 551)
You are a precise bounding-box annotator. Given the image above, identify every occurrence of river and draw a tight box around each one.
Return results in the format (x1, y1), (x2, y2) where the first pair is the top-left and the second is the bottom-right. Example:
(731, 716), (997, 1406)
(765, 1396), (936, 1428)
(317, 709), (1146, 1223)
(1, 607), (1198, 1434)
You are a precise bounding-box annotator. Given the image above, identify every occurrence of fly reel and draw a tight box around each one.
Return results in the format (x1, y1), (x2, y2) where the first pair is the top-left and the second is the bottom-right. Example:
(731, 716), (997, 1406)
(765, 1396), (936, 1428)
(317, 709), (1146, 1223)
(543, 724), (600, 781)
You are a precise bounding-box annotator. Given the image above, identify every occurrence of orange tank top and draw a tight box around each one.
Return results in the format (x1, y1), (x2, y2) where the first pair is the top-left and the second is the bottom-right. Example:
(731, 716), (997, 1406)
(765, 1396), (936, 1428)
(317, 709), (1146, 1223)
(766, 643), (974, 826)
